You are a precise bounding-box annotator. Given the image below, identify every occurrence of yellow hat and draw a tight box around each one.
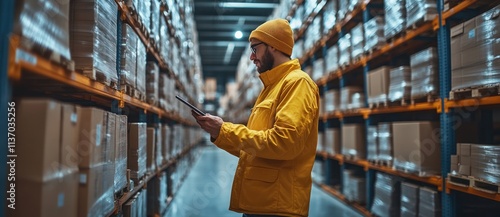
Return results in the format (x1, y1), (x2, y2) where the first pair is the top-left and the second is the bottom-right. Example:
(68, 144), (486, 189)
(249, 18), (294, 56)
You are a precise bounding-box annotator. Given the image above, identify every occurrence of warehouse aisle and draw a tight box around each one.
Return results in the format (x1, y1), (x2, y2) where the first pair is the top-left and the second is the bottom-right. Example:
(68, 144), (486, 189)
(165, 145), (363, 217)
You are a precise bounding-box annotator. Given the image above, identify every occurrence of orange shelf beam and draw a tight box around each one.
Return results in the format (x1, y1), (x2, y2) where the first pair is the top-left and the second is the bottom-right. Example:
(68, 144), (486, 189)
(445, 96), (500, 112)
(369, 164), (442, 190)
(447, 181), (500, 202)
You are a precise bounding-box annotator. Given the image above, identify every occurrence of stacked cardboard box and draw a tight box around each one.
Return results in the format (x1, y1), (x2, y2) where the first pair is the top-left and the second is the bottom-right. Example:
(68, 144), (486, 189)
(13, 99), (79, 217)
(123, 190), (147, 217)
(388, 66), (412, 102)
(419, 187), (441, 217)
(342, 170), (366, 204)
(325, 45), (339, 73)
(324, 89), (340, 113)
(367, 66), (391, 105)
(15, 0), (71, 60)
(322, 0), (337, 34)
(451, 5), (500, 90)
(146, 61), (159, 106)
(401, 182), (419, 217)
(351, 23), (365, 59)
(371, 173), (402, 217)
(406, 0), (437, 28)
(324, 128), (341, 155)
(338, 34), (352, 66)
(410, 47), (439, 99)
(378, 122), (394, 164)
(471, 144), (500, 184)
(392, 121), (441, 175)
(364, 16), (386, 52)
(384, 0), (406, 40)
(367, 126), (379, 162)
(70, 0), (118, 85)
(115, 115), (128, 194)
(312, 58), (325, 82)
(341, 124), (365, 159)
(128, 123), (147, 181)
(340, 86), (364, 111)
(146, 127), (157, 174)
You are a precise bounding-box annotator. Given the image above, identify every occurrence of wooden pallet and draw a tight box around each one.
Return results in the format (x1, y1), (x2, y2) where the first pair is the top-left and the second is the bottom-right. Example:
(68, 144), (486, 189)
(406, 14), (438, 30)
(80, 68), (118, 90)
(449, 84), (500, 100)
(369, 97), (409, 109)
(448, 173), (500, 194)
(411, 93), (438, 105)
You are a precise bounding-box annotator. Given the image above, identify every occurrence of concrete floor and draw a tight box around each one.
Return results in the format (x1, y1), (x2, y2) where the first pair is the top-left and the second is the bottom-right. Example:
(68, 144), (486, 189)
(164, 145), (363, 217)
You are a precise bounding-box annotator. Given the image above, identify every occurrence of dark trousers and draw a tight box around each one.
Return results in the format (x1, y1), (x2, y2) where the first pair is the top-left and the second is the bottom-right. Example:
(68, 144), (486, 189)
(242, 214), (285, 217)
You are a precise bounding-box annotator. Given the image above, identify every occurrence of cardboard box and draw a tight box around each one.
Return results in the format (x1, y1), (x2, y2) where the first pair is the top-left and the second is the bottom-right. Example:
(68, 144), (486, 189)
(324, 128), (340, 154)
(450, 155), (458, 164)
(17, 99), (61, 182)
(341, 124), (366, 158)
(61, 104), (81, 171)
(78, 107), (106, 168)
(78, 164), (114, 217)
(128, 123), (147, 179)
(11, 172), (78, 217)
(147, 127), (156, 173)
(114, 115), (128, 193)
(460, 155), (471, 166)
(392, 121), (441, 174)
(450, 23), (464, 38)
(460, 143), (471, 156)
(367, 66), (391, 104)
(458, 164), (471, 176)
(461, 19), (477, 50)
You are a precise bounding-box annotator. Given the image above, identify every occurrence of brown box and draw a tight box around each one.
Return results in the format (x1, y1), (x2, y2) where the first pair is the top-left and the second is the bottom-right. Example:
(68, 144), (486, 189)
(17, 99), (61, 182)
(147, 127), (156, 172)
(325, 128), (341, 155)
(114, 115), (128, 192)
(341, 124), (366, 158)
(78, 107), (106, 168)
(460, 143), (471, 156)
(367, 66), (391, 104)
(392, 121), (441, 174)
(450, 23), (464, 38)
(461, 19), (477, 50)
(61, 104), (80, 171)
(450, 155), (458, 164)
(451, 37), (462, 70)
(458, 164), (471, 176)
(78, 164), (114, 217)
(11, 172), (78, 217)
(460, 155), (471, 166)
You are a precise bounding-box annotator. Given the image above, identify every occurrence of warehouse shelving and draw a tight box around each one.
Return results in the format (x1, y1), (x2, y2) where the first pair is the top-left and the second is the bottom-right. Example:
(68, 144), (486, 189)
(299, 0), (500, 216)
(2, 0), (204, 216)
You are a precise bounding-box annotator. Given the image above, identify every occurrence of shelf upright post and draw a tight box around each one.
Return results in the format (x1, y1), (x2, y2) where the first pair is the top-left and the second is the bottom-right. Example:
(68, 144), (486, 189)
(437, 0), (456, 216)
(0, 0), (14, 215)
(338, 27), (346, 194)
(362, 5), (376, 211)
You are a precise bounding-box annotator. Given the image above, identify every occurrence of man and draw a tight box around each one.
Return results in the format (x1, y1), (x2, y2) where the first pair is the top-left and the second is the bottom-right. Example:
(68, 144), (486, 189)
(193, 18), (319, 217)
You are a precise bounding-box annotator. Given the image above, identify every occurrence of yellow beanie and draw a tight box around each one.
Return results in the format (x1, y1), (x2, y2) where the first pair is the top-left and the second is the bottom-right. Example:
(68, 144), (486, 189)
(249, 18), (294, 56)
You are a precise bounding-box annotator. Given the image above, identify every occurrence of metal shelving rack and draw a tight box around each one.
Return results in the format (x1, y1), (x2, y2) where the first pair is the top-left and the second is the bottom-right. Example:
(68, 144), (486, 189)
(2, 0), (203, 216)
(297, 0), (500, 216)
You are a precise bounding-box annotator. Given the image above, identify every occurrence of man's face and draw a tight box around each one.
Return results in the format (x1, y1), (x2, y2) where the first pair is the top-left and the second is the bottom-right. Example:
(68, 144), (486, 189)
(250, 41), (274, 73)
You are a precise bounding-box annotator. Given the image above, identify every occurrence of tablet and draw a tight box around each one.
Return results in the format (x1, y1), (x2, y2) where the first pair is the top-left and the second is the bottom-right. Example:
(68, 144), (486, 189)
(175, 95), (206, 116)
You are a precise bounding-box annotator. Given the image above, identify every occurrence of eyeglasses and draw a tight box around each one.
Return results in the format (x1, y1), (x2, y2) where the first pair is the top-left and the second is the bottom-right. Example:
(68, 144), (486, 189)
(250, 42), (266, 54)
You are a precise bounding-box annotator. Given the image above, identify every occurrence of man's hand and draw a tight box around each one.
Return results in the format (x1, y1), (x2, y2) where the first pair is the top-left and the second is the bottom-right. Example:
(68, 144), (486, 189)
(192, 111), (223, 139)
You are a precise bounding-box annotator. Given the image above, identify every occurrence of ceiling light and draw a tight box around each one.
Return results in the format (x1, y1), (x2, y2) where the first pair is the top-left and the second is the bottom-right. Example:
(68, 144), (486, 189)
(234, 31), (243, 39)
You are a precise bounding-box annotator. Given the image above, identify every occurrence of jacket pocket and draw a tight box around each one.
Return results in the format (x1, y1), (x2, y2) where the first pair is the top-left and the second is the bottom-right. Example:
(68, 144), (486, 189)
(239, 166), (279, 210)
(248, 99), (275, 130)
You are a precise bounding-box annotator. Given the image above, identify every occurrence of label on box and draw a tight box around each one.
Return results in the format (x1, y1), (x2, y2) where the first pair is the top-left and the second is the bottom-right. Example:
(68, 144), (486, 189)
(58, 193), (65, 207)
(71, 113), (77, 123)
(79, 173), (87, 184)
(96, 124), (102, 147)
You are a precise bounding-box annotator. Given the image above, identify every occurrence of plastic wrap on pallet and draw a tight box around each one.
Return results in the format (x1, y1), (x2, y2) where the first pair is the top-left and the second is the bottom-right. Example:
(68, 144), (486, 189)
(410, 47), (439, 98)
(159, 73), (168, 110)
(338, 0), (349, 21)
(292, 39), (304, 59)
(471, 144), (500, 184)
(384, 0), (406, 40)
(160, 17), (170, 62)
(340, 86), (364, 111)
(364, 16), (386, 52)
(161, 124), (171, 162)
(80, 163), (115, 217)
(418, 187), (441, 217)
(389, 66), (411, 102)
(312, 58), (325, 81)
(324, 128), (340, 155)
(150, 0), (161, 45)
(70, 0), (117, 83)
(351, 23), (365, 59)
(323, 0), (337, 34)
(146, 127), (156, 173)
(377, 122), (393, 163)
(343, 170), (366, 203)
(401, 182), (419, 217)
(155, 125), (163, 169)
(290, 5), (304, 34)
(146, 61), (159, 106)
(371, 173), (402, 217)
(16, 0), (71, 60)
(120, 23), (138, 87)
(367, 126), (379, 162)
(325, 45), (339, 73)
(324, 89), (340, 113)
(136, 39), (147, 97)
(338, 33), (352, 66)
(114, 115), (128, 193)
(304, 17), (321, 52)
(406, 0), (437, 28)
(368, 66), (391, 105)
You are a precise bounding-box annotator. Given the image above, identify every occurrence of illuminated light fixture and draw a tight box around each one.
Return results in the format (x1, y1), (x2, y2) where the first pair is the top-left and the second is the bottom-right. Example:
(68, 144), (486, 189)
(234, 30), (243, 39)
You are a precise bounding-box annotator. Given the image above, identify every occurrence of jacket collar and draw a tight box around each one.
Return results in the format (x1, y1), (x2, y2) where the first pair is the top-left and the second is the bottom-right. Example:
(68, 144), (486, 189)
(259, 59), (301, 87)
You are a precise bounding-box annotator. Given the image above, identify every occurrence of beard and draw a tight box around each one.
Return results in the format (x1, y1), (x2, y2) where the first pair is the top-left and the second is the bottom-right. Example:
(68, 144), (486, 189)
(257, 47), (274, 73)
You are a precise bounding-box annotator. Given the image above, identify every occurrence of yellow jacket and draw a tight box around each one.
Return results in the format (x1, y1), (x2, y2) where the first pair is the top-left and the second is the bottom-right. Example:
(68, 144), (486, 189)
(214, 59), (319, 216)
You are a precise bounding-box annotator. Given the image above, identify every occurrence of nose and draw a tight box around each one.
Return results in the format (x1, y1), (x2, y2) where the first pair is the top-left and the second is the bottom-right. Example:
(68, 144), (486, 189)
(250, 52), (256, 60)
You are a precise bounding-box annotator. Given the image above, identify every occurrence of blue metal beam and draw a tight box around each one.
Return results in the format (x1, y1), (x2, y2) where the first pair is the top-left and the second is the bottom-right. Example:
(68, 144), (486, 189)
(0, 0), (14, 215)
